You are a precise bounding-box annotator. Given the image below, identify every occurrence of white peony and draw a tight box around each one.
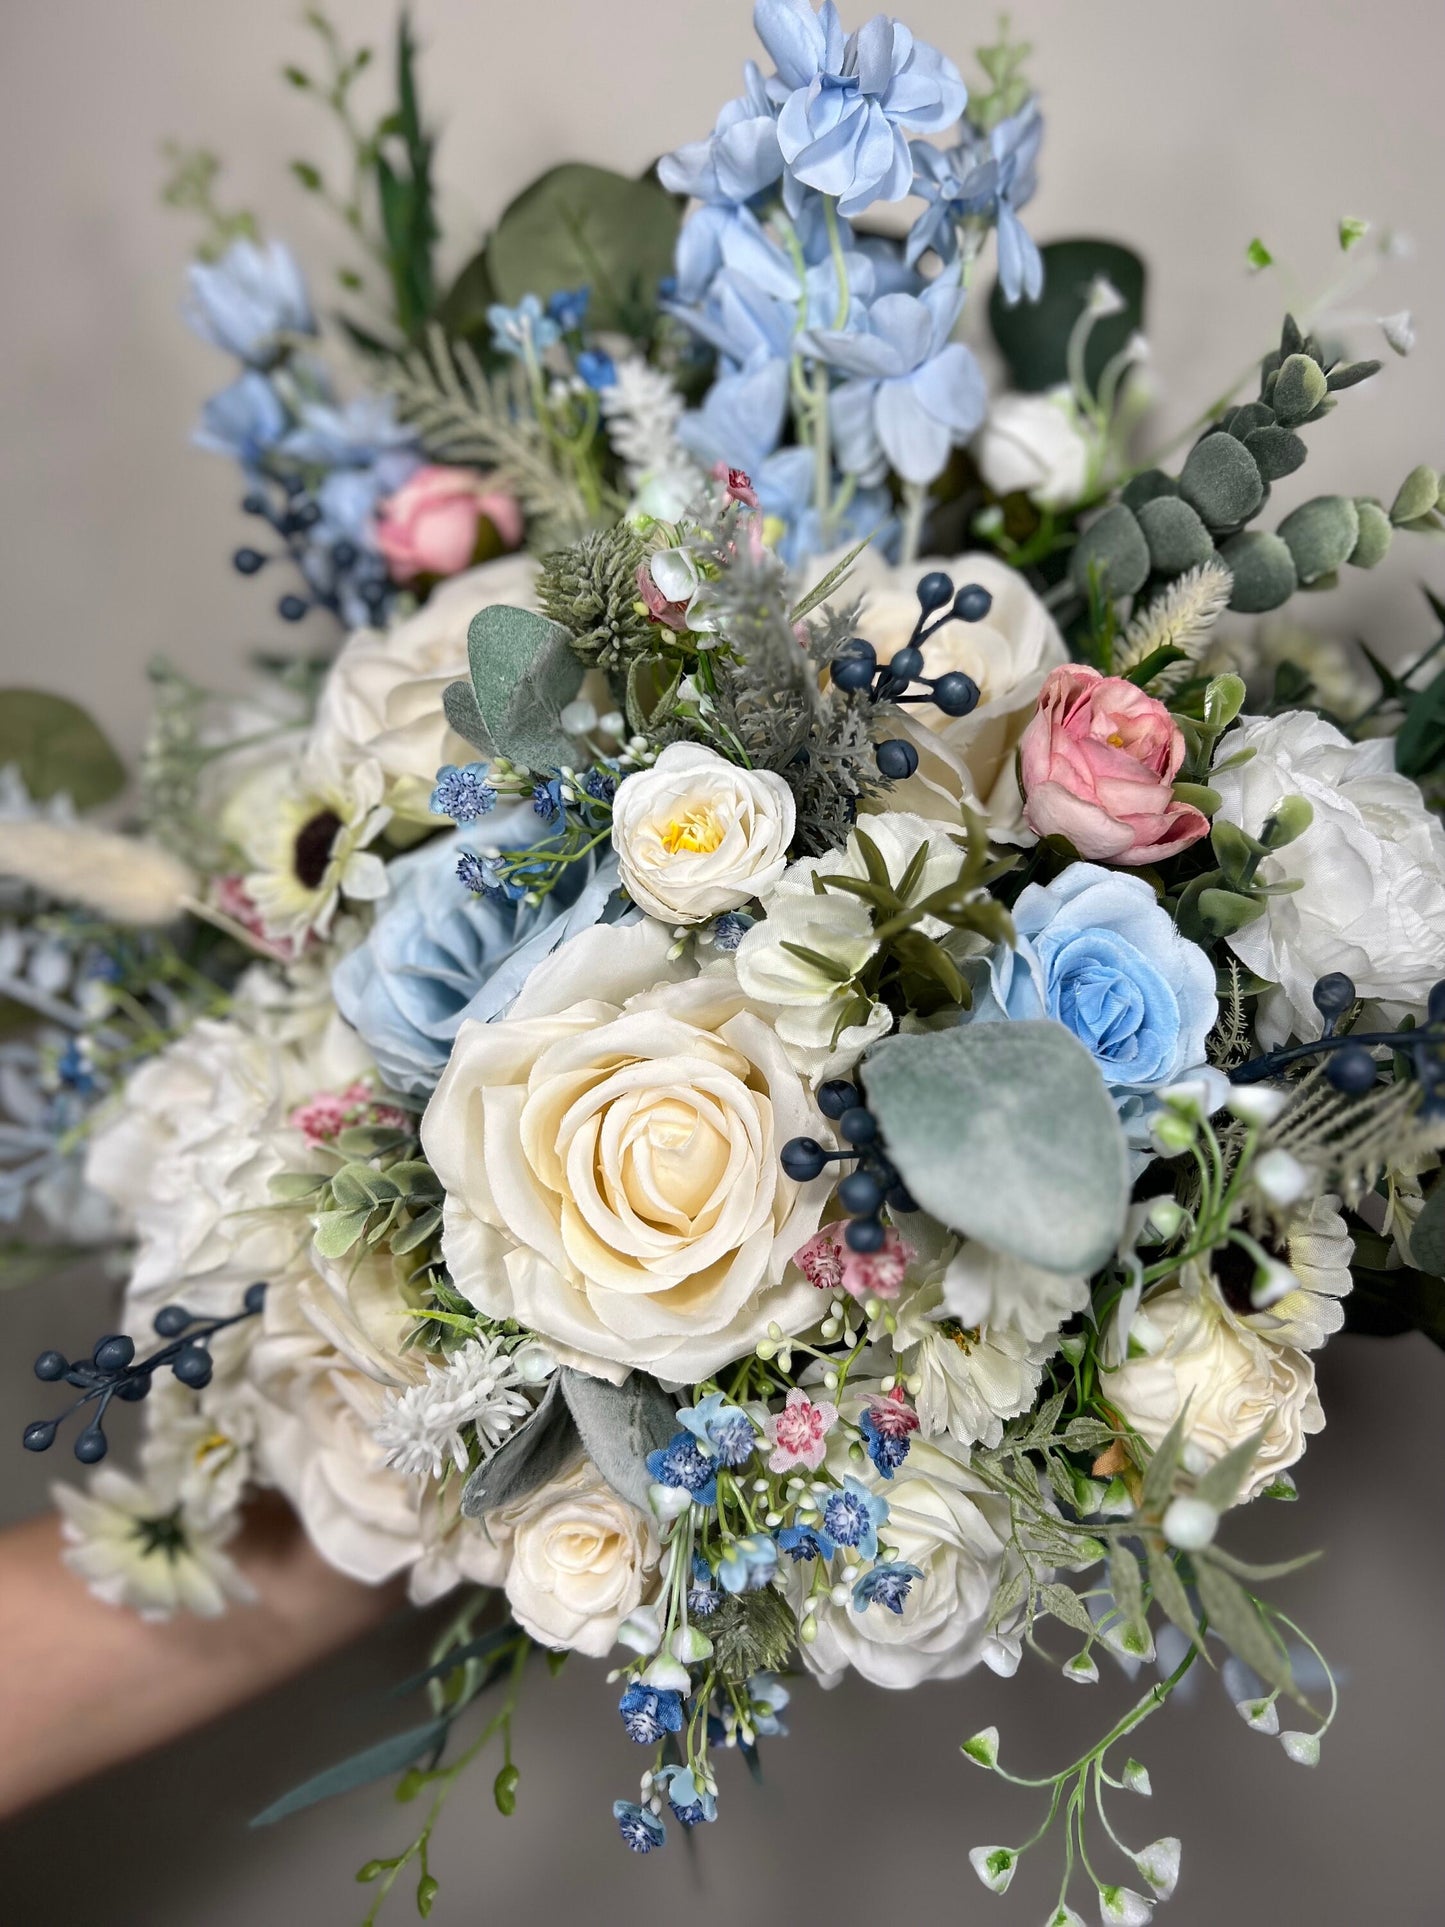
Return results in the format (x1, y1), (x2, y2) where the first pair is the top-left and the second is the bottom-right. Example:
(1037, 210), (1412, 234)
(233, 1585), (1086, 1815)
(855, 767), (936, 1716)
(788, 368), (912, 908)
(835, 548), (1068, 840)
(610, 743), (795, 924)
(941, 1240), (1091, 1347)
(893, 1276), (1071, 1448)
(480, 1454), (660, 1657)
(421, 918), (832, 1383)
(975, 387), (1092, 510)
(1211, 711), (1445, 1047)
(308, 554), (540, 821)
(801, 1436), (1024, 1689)
(1101, 1289), (1323, 1501)
(89, 1003), (374, 1321)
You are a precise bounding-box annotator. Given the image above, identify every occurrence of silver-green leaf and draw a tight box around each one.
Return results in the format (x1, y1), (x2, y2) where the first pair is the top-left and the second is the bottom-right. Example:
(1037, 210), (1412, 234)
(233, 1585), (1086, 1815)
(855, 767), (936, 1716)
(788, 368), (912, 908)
(465, 604), (583, 772)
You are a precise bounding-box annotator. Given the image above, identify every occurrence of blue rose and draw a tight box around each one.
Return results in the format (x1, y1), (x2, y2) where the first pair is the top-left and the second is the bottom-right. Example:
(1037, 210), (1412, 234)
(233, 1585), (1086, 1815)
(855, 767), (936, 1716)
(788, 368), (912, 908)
(333, 809), (619, 1096)
(969, 864), (1217, 1156)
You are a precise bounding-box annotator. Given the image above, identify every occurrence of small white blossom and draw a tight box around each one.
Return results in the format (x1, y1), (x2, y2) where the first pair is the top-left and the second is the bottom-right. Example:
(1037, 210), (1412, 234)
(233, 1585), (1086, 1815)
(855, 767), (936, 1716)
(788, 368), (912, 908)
(1099, 1886), (1154, 1926)
(1162, 1495), (1218, 1552)
(1135, 1837), (1181, 1900)
(373, 1335), (529, 1481)
(1280, 1729), (1322, 1766)
(968, 1845), (1017, 1894)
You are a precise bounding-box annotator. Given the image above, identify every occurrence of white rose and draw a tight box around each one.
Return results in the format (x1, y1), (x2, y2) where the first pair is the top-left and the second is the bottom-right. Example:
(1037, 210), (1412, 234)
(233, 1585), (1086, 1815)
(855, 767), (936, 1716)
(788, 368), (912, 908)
(482, 1454), (659, 1656)
(308, 554), (539, 821)
(90, 1007), (374, 1321)
(421, 918), (831, 1381)
(1211, 711), (1445, 1047)
(976, 387), (1092, 509)
(1101, 1289), (1323, 1501)
(837, 548), (1068, 840)
(610, 743), (795, 924)
(801, 1436), (1023, 1689)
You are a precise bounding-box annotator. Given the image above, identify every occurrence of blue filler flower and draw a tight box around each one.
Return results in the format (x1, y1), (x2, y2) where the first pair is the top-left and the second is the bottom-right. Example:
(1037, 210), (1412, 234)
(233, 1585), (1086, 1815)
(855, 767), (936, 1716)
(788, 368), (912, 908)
(618, 1684), (686, 1744)
(613, 1800), (666, 1853)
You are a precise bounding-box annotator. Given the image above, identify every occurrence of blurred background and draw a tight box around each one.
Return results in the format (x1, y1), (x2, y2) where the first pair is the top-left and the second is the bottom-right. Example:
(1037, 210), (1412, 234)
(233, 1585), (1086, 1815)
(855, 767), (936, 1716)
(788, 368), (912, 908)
(2, 1), (1443, 1921)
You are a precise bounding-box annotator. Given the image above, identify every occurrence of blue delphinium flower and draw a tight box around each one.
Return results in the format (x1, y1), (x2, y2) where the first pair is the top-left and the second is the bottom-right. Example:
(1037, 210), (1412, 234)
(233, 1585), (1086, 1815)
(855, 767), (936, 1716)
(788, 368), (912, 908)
(646, 1431), (720, 1508)
(853, 1560), (923, 1614)
(907, 99), (1044, 304)
(618, 1684), (685, 1744)
(677, 1393), (756, 1469)
(776, 1521), (834, 1562)
(430, 764), (497, 825)
(659, 61), (788, 302)
(967, 863), (1218, 1163)
(546, 286), (591, 332)
(613, 1800), (666, 1853)
(746, 1672), (791, 1737)
(859, 1407), (912, 1479)
(718, 1532), (779, 1594)
(333, 816), (617, 1096)
(184, 237), (315, 366)
(489, 293), (561, 359)
(655, 1765), (717, 1827)
(755, 0), (968, 217)
(820, 1475), (889, 1560)
(192, 372), (288, 468)
(808, 274), (987, 485)
(576, 348), (617, 391)
(281, 392), (417, 470)
(688, 1555), (723, 1617)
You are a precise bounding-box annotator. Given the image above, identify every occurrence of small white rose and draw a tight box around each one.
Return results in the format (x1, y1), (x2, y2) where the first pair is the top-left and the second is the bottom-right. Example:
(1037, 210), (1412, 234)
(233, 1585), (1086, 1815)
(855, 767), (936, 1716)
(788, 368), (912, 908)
(610, 743), (795, 924)
(976, 387), (1092, 510)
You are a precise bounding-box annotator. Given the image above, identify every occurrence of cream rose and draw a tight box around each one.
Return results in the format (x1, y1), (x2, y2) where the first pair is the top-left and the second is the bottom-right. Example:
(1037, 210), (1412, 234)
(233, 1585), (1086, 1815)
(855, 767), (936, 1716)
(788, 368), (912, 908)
(1211, 710), (1445, 1047)
(610, 743), (795, 924)
(481, 1454), (659, 1656)
(837, 548), (1068, 840)
(801, 1436), (1024, 1689)
(307, 554), (539, 820)
(975, 387), (1092, 509)
(1101, 1289), (1323, 1501)
(421, 919), (831, 1381)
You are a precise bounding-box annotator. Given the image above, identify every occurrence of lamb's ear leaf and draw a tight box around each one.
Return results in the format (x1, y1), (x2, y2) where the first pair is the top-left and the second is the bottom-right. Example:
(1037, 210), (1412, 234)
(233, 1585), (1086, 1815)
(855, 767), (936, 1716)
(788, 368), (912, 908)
(559, 1367), (678, 1513)
(465, 604), (582, 771)
(460, 1374), (577, 1517)
(861, 1019), (1130, 1275)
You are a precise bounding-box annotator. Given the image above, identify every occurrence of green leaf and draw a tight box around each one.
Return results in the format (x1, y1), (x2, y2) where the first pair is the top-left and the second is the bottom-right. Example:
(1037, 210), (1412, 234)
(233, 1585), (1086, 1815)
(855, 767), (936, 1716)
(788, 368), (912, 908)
(435, 245), (499, 344)
(625, 653), (682, 736)
(1139, 1410), (1188, 1515)
(1193, 1558), (1295, 1699)
(1338, 215), (1370, 252)
(1343, 1264), (1445, 1348)
(487, 162), (682, 336)
(1069, 503), (1150, 599)
(313, 1207), (373, 1258)
(790, 532), (874, 624)
(1178, 434), (1265, 532)
(391, 1205), (443, 1254)
(558, 1367), (678, 1513)
(493, 1762), (520, 1816)
(442, 677), (490, 753)
(1039, 1582), (1096, 1637)
(861, 1020), (1130, 1274)
(1395, 662), (1445, 779)
(1411, 1183), (1445, 1276)
(461, 1375), (578, 1517)
(1108, 1545), (1147, 1636)
(1146, 1542), (1206, 1657)
(1246, 237), (1274, 270)
(1194, 1426), (1267, 1511)
(0, 690), (126, 810)
(251, 1716), (448, 1826)
(465, 605), (582, 772)
(987, 237), (1146, 397)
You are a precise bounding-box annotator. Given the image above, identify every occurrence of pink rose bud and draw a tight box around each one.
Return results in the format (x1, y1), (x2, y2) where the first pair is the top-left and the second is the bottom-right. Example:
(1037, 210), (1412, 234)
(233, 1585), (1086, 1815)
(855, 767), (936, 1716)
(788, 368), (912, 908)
(374, 465), (523, 584)
(1019, 664), (1209, 864)
(713, 461), (759, 508)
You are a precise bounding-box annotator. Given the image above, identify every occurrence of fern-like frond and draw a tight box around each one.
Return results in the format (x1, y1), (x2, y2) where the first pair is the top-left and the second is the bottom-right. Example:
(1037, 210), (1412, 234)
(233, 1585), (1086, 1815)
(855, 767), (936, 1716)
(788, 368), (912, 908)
(1117, 559), (1234, 692)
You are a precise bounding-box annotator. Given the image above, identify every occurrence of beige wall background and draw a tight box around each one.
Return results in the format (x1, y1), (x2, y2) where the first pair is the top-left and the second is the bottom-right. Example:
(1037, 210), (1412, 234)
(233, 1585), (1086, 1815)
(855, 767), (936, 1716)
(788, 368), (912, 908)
(2, 2), (1444, 1922)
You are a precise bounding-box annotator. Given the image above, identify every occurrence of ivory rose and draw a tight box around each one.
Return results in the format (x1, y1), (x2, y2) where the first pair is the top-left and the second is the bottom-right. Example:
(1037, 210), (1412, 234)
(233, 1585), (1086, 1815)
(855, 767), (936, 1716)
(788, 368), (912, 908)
(975, 388), (1091, 509)
(374, 464), (523, 583)
(610, 743), (795, 923)
(1019, 664), (1209, 863)
(306, 553), (539, 821)
(420, 919), (832, 1382)
(831, 547), (1068, 839)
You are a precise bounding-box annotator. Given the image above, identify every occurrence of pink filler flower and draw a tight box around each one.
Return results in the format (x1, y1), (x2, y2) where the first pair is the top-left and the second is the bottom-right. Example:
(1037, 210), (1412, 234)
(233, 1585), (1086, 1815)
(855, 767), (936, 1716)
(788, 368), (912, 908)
(763, 1388), (839, 1473)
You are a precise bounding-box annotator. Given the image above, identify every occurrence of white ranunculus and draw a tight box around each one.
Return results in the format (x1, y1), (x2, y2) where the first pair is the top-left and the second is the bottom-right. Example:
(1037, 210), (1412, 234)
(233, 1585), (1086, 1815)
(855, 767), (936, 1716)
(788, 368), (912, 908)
(610, 743), (795, 924)
(941, 1240), (1091, 1347)
(308, 554), (540, 821)
(801, 1436), (1024, 1689)
(480, 1453), (660, 1657)
(1211, 711), (1445, 1047)
(975, 388), (1092, 510)
(1101, 1289), (1323, 1501)
(88, 1004), (373, 1321)
(837, 548), (1068, 840)
(893, 1277), (1069, 1448)
(249, 1249), (426, 1585)
(421, 918), (831, 1382)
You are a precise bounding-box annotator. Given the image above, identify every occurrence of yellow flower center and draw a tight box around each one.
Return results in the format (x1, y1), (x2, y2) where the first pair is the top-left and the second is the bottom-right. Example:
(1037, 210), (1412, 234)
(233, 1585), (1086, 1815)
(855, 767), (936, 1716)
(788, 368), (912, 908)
(939, 1319), (981, 1353)
(660, 805), (726, 856)
(1106, 731), (1126, 749)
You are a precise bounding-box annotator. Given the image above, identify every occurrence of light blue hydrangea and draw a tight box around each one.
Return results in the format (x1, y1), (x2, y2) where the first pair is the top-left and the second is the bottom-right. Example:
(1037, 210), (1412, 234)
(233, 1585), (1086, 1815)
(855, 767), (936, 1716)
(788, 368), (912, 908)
(907, 99), (1044, 303)
(332, 813), (619, 1096)
(184, 237), (315, 366)
(756, 0), (967, 217)
(967, 863), (1218, 1159)
(808, 274), (986, 484)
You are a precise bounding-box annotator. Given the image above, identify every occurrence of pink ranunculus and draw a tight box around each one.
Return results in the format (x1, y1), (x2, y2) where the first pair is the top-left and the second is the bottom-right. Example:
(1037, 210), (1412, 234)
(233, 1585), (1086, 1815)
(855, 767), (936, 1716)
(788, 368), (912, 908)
(374, 465), (523, 584)
(1018, 663), (1210, 864)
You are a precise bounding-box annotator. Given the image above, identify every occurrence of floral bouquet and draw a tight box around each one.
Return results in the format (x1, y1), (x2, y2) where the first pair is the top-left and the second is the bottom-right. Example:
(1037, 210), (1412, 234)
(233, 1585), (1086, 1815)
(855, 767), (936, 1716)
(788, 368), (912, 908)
(5, 4), (1445, 1921)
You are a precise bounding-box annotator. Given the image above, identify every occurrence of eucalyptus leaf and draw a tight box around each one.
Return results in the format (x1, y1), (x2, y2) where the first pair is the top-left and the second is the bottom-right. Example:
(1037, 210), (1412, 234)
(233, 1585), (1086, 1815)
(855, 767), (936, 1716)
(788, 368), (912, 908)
(487, 162), (681, 335)
(251, 1716), (449, 1826)
(987, 237), (1145, 396)
(1193, 1559), (1296, 1699)
(461, 1374), (578, 1516)
(442, 676), (491, 754)
(559, 1367), (678, 1513)
(861, 1020), (1130, 1274)
(0, 690), (126, 810)
(466, 604), (583, 771)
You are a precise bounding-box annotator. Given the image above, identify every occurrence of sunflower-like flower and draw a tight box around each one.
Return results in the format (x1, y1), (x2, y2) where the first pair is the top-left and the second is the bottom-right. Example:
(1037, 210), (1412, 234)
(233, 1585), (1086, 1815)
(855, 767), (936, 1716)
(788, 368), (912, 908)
(221, 749), (391, 944)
